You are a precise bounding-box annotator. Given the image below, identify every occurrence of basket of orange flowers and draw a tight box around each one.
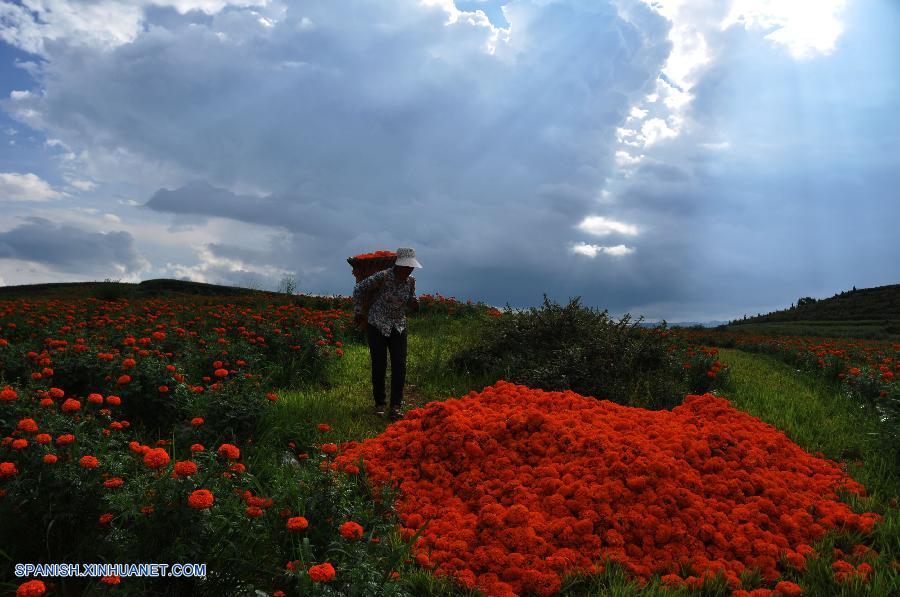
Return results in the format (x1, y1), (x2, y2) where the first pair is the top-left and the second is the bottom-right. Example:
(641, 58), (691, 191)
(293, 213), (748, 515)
(347, 250), (397, 283)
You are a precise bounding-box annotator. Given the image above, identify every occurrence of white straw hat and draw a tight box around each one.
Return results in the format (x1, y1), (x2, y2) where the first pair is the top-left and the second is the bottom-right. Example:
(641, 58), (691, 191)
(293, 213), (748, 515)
(394, 247), (422, 268)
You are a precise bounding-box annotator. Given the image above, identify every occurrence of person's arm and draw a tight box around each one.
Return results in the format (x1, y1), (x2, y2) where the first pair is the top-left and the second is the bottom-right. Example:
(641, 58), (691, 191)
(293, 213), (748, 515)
(352, 270), (388, 315)
(407, 276), (419, 312)
(352, 270), (388, 327)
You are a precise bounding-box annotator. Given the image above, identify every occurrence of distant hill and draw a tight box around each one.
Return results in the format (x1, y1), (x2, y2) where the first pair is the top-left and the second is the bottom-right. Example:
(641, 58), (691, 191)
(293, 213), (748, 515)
(637, 321), (730, 329)
(0, 278), (271, 300)
(722, 284), (900, 340)
(0, 279), (360, 313)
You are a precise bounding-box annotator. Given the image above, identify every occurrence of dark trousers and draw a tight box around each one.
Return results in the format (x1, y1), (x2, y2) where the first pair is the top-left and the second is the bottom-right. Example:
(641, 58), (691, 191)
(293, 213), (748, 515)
(366, 325), (408, 408)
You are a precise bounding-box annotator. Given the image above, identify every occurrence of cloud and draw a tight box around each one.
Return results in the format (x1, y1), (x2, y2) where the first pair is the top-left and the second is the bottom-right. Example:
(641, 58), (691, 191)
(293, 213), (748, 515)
(67, 179), (97, 191)
(640, 117), (678, 145)
(0, 0), (682, 306)
(571, 242), (635, 257)
(0, 1), (269, 56)
(0, 172), (67, 201)
(0, 216), (144, 274)
(721, 0), (848, 59)
(577, 215), (639, 236)
(1, 0), (893, 322)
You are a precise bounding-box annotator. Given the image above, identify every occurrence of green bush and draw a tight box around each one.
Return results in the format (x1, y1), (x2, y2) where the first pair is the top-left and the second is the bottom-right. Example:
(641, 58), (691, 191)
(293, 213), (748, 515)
(448, 296), (688, 410)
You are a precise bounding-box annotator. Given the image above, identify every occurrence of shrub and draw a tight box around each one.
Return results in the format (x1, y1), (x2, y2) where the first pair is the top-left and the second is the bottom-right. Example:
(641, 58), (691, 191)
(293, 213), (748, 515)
(448, 295), (688, 410)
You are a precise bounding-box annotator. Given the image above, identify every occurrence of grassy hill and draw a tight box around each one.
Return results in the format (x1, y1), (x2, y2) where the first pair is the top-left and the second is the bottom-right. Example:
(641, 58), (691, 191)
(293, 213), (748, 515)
(723, 283), (900, 339)
(0, 278), (320, 303)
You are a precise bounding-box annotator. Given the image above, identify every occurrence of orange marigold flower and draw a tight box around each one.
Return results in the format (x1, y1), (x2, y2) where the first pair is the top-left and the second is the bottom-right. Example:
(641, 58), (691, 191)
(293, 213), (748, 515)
(106, 395), (121, 406)
(308, 562), (336, 583)
(42, 454), (58, 464)
(16, 579), (46, 597)
(117, 374), (131, 385)
(87, 393), (104, 404)
(100, 575), (120, 585)
(287, 516), (309, 531)
(79, 455), (99, 469)
(49, 387), (65, 398)
(11, 438), (27, 449)
(217, 443), (241, 460)
(0, 386), (17, 401)
(246, 506), (264, 518)
(61, 398), (81, 412)
(143, 447), (170, 469)
(99, 513), (114, 525)
(17, 418), (38, 432)
(190, 443), (205, 453)
(318, 423), (331, 432)
(321, 443), (338, 454)
(55, 433), (75, 445)
(774, 581), (803, 596)
(214, 368), (228, 377)
(188, 489), (214, 509)
(856, 562), (873, 580)
(104, 477), (124, 488)
(1, 462), (19, 477)
(339, 521), (364, 540)
(171, 461), (196, 477)
(191, 417), (204, 427)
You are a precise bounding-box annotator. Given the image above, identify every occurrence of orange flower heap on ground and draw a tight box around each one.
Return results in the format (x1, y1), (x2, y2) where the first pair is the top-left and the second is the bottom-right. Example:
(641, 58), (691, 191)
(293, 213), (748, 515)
(334, 381), (879, 597)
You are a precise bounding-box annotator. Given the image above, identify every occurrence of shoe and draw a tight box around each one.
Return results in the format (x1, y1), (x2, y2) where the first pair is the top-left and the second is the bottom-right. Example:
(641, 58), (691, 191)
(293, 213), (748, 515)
(374, 404), (386, 417)
(389, 407), (402, 421)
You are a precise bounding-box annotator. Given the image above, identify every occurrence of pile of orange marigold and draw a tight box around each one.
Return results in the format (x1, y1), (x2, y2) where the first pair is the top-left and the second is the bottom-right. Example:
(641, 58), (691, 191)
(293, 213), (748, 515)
(349, 250), (396, 261)
(333, 380), (879, 597)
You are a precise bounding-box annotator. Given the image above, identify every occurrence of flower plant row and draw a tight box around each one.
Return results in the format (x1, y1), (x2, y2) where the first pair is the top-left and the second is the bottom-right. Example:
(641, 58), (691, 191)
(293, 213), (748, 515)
(669, 329), (900, 458)
(0, 296), (361, 593)
(2, 379), (414, 595)
(334, 380), (882, 597)
(671, 331), (897, 401)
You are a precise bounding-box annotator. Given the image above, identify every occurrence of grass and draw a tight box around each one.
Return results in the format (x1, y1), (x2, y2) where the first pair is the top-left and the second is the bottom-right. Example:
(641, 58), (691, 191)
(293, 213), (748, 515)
(261, 313), (499, 448)
(252, 315), (899, 596)
(716, 348), (898, 501)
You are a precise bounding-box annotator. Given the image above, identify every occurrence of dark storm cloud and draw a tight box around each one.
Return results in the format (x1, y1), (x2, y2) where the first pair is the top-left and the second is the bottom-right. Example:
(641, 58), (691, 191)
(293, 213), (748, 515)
(0, 216), (142, 274)
(50, 0), (676, 309)
(142, 180), (351, 237)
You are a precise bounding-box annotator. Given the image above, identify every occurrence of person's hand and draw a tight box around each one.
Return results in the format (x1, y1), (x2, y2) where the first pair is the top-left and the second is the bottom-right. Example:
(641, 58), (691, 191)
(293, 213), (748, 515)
(353, 313), (367, 329)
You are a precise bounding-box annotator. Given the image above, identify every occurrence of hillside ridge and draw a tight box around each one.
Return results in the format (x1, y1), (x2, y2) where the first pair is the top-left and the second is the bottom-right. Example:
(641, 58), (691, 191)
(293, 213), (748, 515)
(726, 283), (900, 326)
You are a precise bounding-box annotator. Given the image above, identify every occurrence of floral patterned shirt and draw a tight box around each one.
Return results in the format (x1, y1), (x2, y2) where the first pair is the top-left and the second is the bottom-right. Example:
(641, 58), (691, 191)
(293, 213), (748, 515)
(352, 268), (416, 337)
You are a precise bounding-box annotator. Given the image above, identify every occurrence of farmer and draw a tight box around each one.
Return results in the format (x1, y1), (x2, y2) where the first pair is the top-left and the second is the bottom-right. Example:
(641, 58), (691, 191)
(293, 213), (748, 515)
(352, 247), (421, 421)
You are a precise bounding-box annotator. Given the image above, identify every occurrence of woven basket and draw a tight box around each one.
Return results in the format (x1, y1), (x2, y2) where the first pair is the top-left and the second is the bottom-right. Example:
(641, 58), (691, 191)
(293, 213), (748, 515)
(348, 251), (397, 283)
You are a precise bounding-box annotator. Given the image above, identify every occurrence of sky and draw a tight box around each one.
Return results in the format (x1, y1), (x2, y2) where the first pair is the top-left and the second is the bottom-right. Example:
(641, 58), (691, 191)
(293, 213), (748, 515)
(0, 0), (897, 322)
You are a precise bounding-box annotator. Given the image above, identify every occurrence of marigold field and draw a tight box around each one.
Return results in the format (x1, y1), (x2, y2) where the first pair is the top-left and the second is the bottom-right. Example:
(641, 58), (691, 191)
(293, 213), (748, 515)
(1, 293), (897, 597)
